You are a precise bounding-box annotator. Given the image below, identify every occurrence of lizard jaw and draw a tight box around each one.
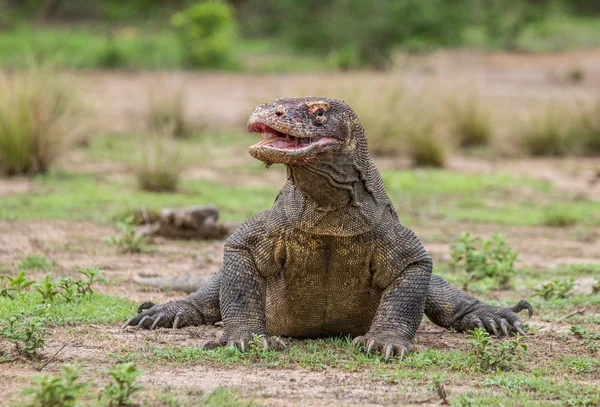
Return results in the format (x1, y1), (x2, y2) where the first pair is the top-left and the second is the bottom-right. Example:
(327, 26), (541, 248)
(247, 122), (339, 164)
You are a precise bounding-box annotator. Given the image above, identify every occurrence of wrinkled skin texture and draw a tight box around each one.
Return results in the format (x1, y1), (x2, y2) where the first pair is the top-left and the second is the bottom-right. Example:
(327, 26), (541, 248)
(124, 97), (532, 361)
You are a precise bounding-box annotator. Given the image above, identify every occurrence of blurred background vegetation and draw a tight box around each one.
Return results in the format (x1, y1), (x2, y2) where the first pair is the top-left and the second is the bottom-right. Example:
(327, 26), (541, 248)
(1, 0), (600, 71)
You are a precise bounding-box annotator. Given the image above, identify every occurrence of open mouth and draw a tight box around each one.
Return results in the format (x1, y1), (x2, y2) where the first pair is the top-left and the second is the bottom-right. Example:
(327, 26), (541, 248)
(248, 122), (334, 151)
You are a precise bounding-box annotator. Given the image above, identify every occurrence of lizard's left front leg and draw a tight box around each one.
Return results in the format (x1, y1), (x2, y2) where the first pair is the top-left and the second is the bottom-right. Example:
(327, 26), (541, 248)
(354, 257), (432, 362)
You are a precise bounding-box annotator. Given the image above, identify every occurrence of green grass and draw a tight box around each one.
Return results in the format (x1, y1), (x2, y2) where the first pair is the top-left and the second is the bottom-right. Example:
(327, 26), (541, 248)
(0, 25), (184, 70)
(18, 255), (55, 271)
(113, 335), (600, 406)
(1, 161), (598, 227)
(0, 292), (137, 325)
(0, 171), (277, 222)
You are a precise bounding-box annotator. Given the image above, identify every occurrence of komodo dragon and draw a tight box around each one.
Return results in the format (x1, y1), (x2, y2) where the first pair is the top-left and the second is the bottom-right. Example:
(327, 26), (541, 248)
(123, 97), (532, 361)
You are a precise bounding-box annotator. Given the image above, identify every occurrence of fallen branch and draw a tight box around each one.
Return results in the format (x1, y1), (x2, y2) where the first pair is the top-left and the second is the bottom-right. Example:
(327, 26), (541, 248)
(555, 308), (585, 322)
(36, 343), (68, 371)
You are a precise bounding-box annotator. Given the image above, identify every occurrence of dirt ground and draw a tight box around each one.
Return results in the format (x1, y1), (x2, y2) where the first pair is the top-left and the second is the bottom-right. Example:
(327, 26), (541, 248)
(1, 50), (600, 406)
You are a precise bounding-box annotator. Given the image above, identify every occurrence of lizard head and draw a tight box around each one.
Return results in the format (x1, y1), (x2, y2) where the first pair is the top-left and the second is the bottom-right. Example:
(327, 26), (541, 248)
(247, 97), (355, 165)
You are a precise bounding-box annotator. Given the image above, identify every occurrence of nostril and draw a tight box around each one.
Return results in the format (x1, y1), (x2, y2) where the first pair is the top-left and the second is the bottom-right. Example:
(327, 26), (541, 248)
(275, 109), (285, 117)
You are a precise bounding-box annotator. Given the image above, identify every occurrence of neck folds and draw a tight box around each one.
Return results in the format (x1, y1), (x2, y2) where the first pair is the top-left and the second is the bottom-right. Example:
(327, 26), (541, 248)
(281, 163), (385, 237)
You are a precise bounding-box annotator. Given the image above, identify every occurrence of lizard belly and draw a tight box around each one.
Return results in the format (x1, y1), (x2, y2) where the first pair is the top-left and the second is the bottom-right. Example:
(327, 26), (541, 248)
(264, 233), (382, 338)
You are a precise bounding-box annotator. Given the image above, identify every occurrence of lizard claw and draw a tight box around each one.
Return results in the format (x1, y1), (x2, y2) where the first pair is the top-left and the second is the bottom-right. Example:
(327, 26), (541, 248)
(511, 299), (533, 318)
(458, 299), (533, 336)
(150, 314), (164, 330)
(137, 301), (156, 314)
(353, 332), (411, 362)
(122, 300), (204, 330)
(203, 334), (286, 352)
(172, 311), (183, 329)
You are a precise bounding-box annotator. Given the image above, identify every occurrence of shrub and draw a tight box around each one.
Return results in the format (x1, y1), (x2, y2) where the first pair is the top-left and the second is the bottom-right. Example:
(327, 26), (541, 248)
(1, 271), (34, 298)
(448, 95), (493, 148)
(519, 106), (573, 156)
(0, 68), (82, 175)
(170, 1), (237, 68)
(451, 232), (518, 290)
(410, 129), (446, 168)
(101, 362), (145, 406)
(133, 132), (183, 193)
(20, 364), (87, 407)
(0, 313), (48, 357)
(147, 84), (188, 138)
(534, 278), (574, 300)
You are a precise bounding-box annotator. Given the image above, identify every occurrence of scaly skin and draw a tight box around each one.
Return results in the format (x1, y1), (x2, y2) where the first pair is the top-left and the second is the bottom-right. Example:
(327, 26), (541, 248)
(123, 97), (532, 360)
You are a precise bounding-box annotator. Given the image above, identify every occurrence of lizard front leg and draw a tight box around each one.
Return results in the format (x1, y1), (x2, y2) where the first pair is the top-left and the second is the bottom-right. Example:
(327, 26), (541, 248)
(205, 247), (286, 352)
(354, 258), (432, 362)
(424, 275), (532, 336)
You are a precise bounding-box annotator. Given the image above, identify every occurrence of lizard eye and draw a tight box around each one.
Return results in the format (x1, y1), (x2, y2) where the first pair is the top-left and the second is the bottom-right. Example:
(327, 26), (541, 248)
(315, 108), (325, 117)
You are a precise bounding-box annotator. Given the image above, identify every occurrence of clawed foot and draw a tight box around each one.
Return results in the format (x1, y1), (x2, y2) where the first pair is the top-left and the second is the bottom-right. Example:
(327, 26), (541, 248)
(353, 330), (411, 363)
(204, 332), (287, 353)
(122, 300), (205, 330)
(459, 299), (533, 337)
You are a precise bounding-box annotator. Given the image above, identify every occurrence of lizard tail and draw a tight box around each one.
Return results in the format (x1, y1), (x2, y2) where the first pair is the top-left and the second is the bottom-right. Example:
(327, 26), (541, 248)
(133, 273), (205, 293)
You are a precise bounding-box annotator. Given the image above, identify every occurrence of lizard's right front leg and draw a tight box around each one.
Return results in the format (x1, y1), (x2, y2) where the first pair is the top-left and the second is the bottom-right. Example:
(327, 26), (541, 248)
(122, 269), (222, 330)
(204, 247), (286, 352)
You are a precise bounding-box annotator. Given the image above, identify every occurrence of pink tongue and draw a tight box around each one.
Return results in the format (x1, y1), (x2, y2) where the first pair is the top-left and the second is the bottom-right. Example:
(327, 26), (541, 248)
(271, 139), (303, 149)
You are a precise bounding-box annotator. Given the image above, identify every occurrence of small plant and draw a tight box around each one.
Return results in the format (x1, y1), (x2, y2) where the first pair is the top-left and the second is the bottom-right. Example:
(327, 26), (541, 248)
(171, 1), (237, 68)
(519, 106), (573, 157)
(429, 375), (449, 404)
(0, 313), (48, 357)
(133, 132), (183, 193)
(77, 267), (106, 296)
(534, 279), (574, 300)
(0, 271), (34, 298)
(451, 232), (518, 290)
(109, 216), (151, 254)
(20, 364), (87, 407)
(0, 67), (83, 175)
(147, 83), (189, 138)
(33, 274), (60, 303)
(101, 362), (145, 406)
(542, 206), (578, 227)
(448, 95), (493, 148)
(19, 255), (55, 271)
(57, 277), (79, 302)
(467, 327), (527, 371)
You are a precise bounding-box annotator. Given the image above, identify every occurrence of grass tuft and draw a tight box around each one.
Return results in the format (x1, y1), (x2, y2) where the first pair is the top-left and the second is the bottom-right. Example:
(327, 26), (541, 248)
(133, 131), (183, 193)
(18, 255), (55, 271)
(147, 82), (189, 138)
(519, 106), (573, 156)
(410, 127), (446, 168)
(570, 98), (600, 156)
(0, 67), (83, 176)
(542, 205), (578, 227)
(448, 95), (493, 148)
